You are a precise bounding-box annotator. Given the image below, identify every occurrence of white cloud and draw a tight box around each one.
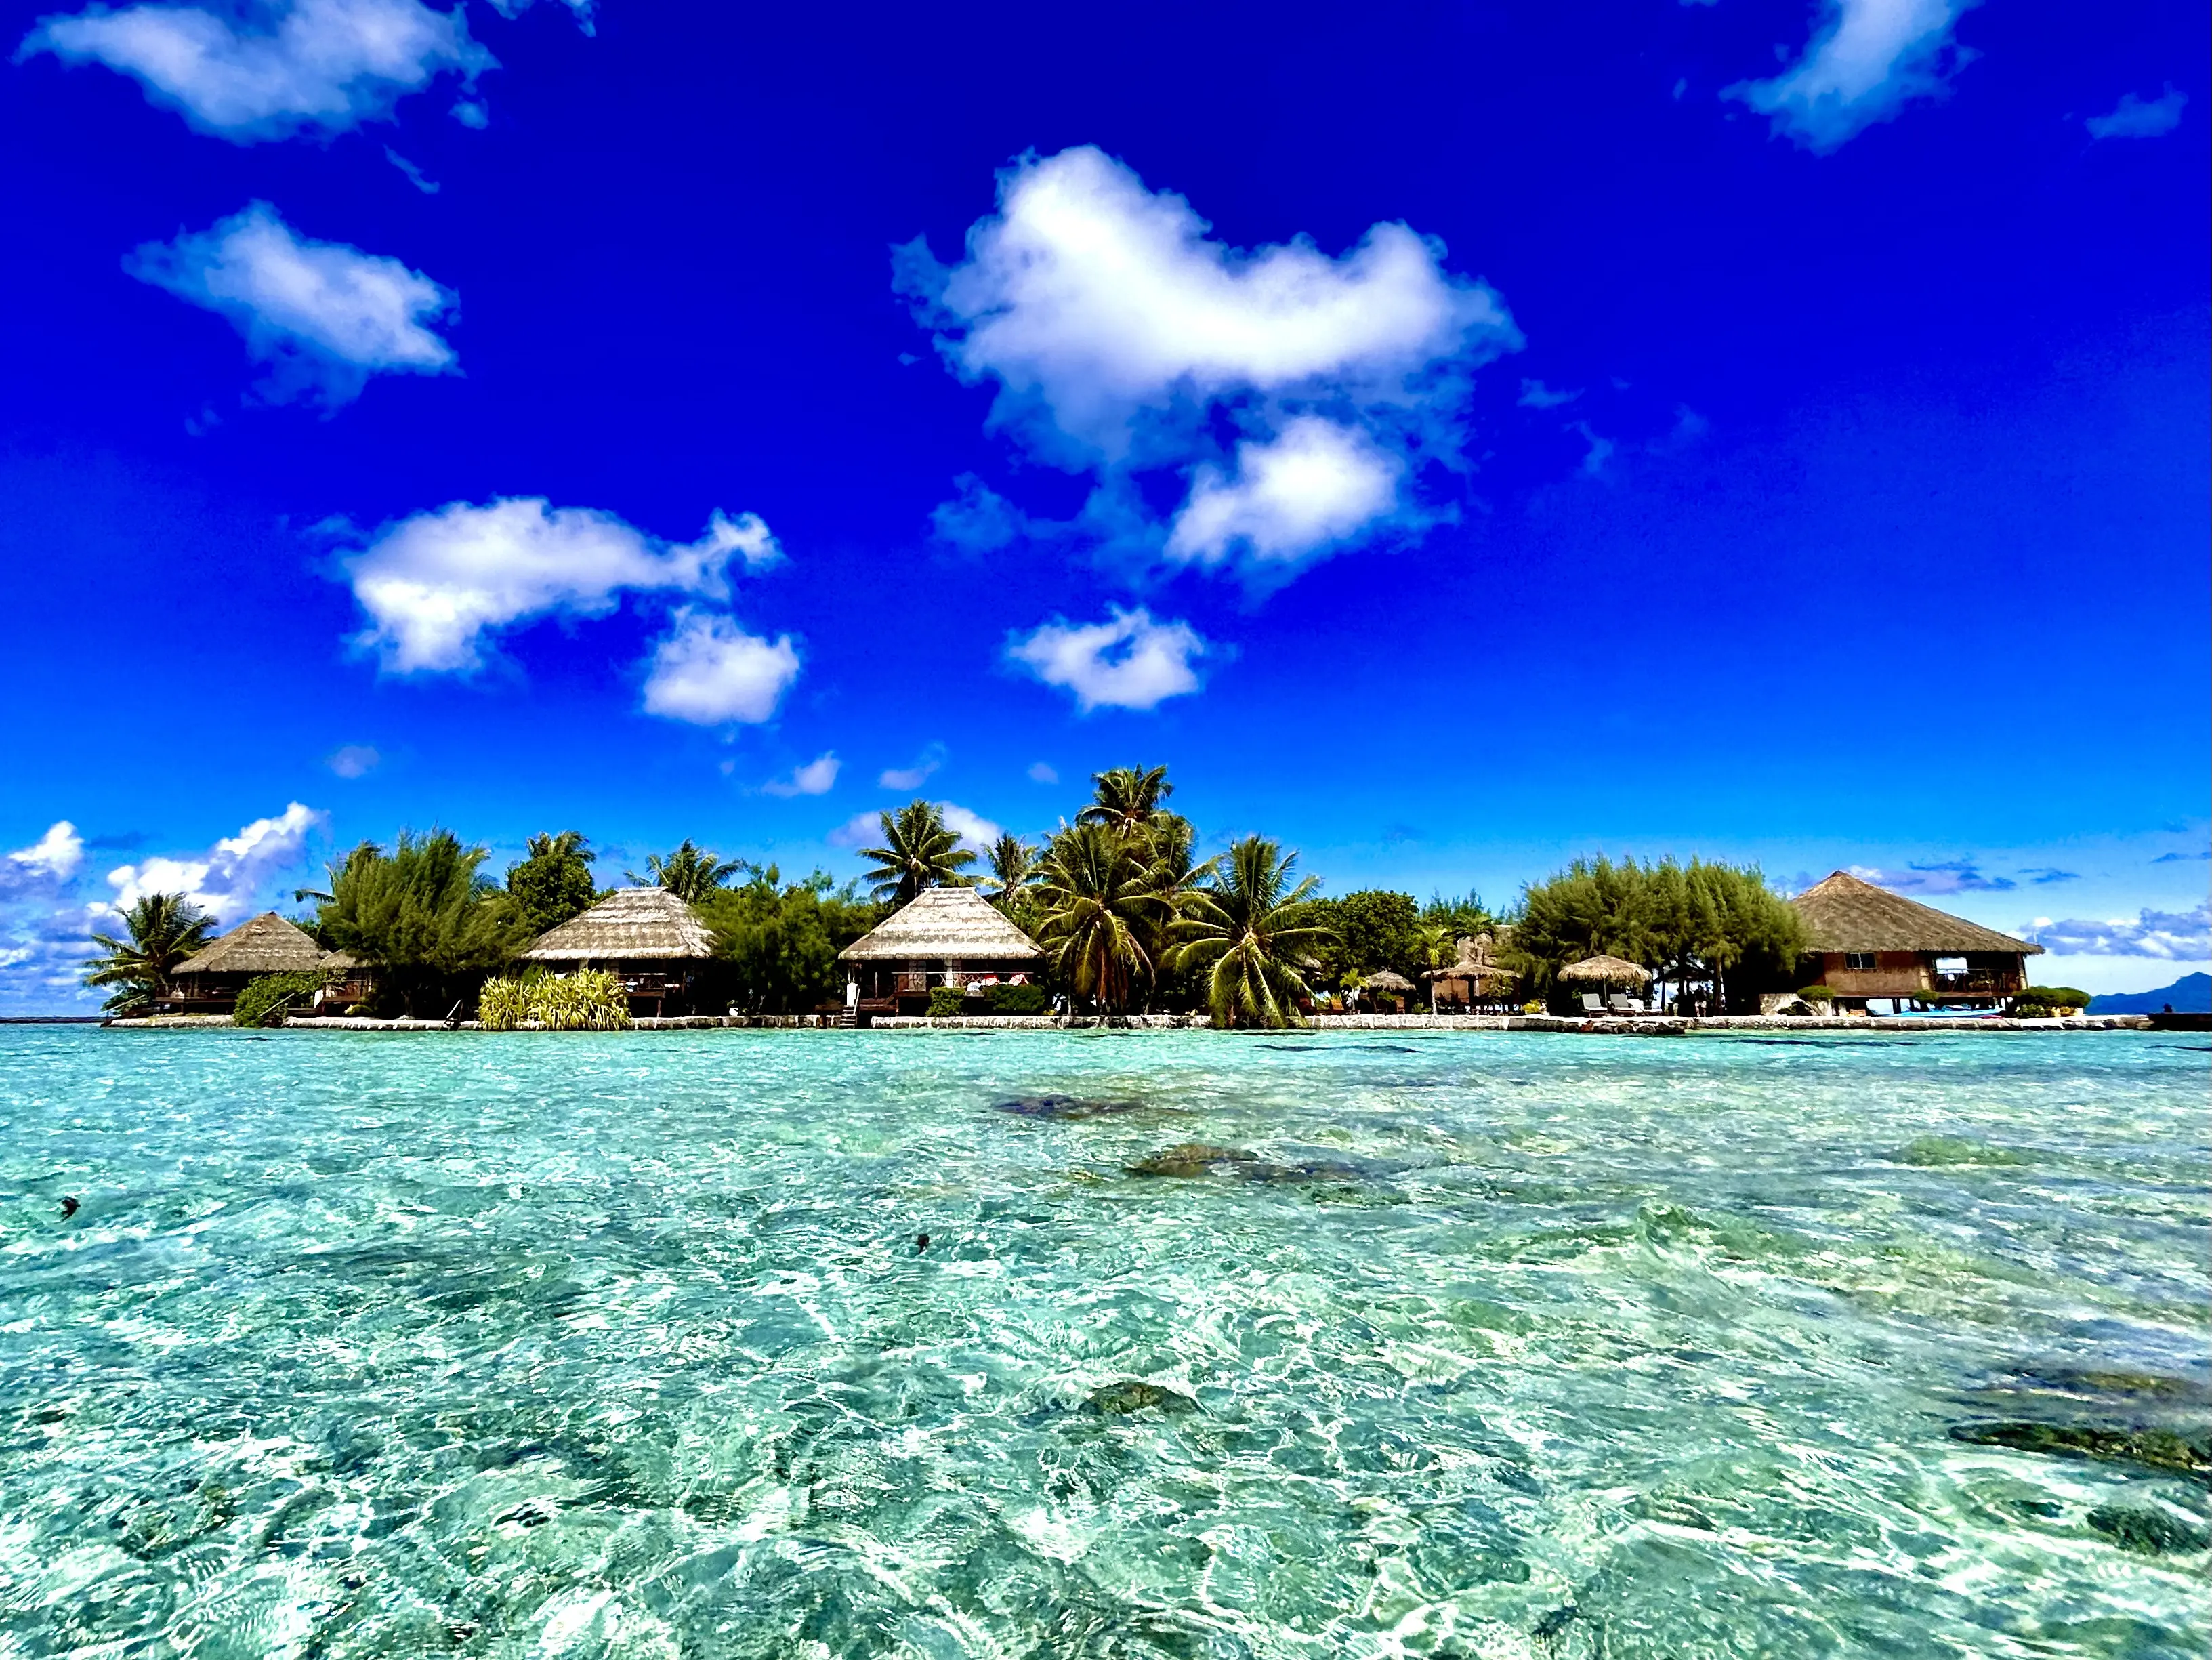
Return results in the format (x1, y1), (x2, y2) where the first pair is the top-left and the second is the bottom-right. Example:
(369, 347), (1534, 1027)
(2024, 905), (2211, 961)
(879, 743), (945, 791)
(129, 201), (455, 406)
(2087, 85), (2186, 140)
(1728, 0), (1978, 152)
(325, 743), (379, 778)
(104, 802), (322, 921)
(937, 802), (1001, 855)
(898, 146), (1520, 576)
(827, 810), (879, 848)
(22, 0), (491, 142)
(1166, 417), (1403, 566)
(7, 822), (85, 881)
(641, 609), (800, 726)
(1027, 762), (1058, 785)
(1007, 606), (1208, 713)
(1518, 378), (1581, 408)
(342, 498), (771, 673)
(764, 752), (839, 797)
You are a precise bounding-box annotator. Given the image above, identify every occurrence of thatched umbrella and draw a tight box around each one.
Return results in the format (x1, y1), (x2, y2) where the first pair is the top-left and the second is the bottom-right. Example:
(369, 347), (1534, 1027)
(1423, 934), (1512, 1011)
(1360, 968), (1415, 1010)
(1558, 955), (1653, 986)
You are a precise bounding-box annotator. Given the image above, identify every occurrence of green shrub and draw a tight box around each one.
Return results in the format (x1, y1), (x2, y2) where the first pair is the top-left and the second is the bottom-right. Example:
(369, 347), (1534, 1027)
(1796, 985), (1835, 1002)
(2010, 1001), (2052, 1019)
(987, 982), (1050, 1014)
(927, 985), (966, 1016)
(2017, 986), (2090, 1011)
(475, 968), (632, 1031)
(1521, 1000), (1545, 1015)
(233, 970), (329, 1027)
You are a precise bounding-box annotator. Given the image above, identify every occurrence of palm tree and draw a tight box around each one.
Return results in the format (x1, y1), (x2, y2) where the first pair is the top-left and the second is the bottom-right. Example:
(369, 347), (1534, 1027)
(83, 892), (215, 1014)
(1078, 765), (1174, 841)
(1129, 814), (1215, 1008)
(859, 800), (976, 905)
(983, 832), (1039, 907)
(1172, 835), (1334, 1028)
(627, 839), (747, 902)
(1032, 823), (1159, 1013)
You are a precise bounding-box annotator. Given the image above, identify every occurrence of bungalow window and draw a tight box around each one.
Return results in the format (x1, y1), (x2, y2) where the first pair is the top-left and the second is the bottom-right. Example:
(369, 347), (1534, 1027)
(1934, 957), (1968, 978)
(1843, 952), (1877, 972)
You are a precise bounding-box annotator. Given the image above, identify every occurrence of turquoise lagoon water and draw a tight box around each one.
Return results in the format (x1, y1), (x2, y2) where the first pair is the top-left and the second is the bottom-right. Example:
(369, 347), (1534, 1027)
(0, 1026), (2205, 1659)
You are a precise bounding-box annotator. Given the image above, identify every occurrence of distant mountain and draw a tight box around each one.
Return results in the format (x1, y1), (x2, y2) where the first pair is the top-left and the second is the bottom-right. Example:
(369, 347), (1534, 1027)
(2088, 972), (2212, 1014)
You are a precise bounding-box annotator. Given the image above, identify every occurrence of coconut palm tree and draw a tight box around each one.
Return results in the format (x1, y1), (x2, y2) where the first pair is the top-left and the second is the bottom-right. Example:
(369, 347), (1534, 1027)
(1172, 835), (1334, 1028)
(1032, 823), (1160, 1013)
(627, 840), (747, 903)
(1077, 765), (1174, 842)
(983, 832), (1040, 908)
(859, 800), (976, 905)
(83, 892), (216, 1014)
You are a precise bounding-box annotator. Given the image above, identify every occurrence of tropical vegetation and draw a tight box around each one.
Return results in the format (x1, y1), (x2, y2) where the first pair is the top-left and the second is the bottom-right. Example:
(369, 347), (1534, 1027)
(312, 830), (533, 1017)
(694, 866), (878, 1014)
(859, 800), (975, 904)
(1171, 835), (1333, 1027)
(627, 839), (747, 902)
(232, 970), (331, 1028)
(83, 892), (215, 1013)
(477, 968), (633, 1030)
(507, 831), (599, 934)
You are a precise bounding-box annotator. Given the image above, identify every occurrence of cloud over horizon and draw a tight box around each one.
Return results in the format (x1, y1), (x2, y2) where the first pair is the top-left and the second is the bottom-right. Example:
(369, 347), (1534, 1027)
(1007, 606), (1209, 712)
(1729, 0), (1979, 152)
(341, 497), (779, 675)
(130, 201), (456, 406)
(7, 822), (85, 884)
(22, 0), (491, 141)
(102, 802), (323, 921)
(899, 146), (1519, 578)
(2026, 904), (2210, 960)
(763, 753), (840, 797)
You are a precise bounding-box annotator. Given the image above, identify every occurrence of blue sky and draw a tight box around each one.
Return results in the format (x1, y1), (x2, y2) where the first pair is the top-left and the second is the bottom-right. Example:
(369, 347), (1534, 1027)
(3, 0), (2205, 1010)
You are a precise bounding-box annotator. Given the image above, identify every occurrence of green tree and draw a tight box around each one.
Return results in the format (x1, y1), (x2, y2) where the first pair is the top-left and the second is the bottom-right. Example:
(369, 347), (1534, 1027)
(1032, 822), (1159, 1013)
(1172, 835), (1334, 1028)
(859, 800), (976, 905)
(316, 830), (532, 1017)
(696, 866), (880, 1014)
(984, 832), (1040, 908)
(1129, 814), (1215, 1010)
(506, 830), (599, 936)
(627, 839), (747, 903)
(1078, 764), (1175, 840)
(1314, 889), (1423, 986)
(83, 892), (215, 1013)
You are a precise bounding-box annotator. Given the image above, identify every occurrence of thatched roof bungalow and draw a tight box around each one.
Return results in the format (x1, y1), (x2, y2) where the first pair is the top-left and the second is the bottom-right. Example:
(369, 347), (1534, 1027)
(523, 887), (717, 1015)
(837, 887), (1045, 1016)
(1423, 934), (1514, 1010)
(167, 911), (325, 1013)
(1791, 871), (2041, 1007)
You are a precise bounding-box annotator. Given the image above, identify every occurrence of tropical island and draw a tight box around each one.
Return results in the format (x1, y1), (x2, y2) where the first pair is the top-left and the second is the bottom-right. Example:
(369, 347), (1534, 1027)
(87, 765), (2097, 1031)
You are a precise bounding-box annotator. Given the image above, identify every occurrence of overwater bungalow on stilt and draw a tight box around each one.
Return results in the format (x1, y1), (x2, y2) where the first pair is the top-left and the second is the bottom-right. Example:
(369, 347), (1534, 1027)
(837, 887), (1045, 1018)
(522, 887), (717, 1017)
(1791, 871), (2043, 1010)
(165, 911), (328, 1014)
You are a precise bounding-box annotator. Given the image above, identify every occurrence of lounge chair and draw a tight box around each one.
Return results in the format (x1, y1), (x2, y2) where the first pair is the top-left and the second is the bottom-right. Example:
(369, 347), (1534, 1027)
(1581, 993), (1606, 1015)
(1608, 994), (1647, 1015)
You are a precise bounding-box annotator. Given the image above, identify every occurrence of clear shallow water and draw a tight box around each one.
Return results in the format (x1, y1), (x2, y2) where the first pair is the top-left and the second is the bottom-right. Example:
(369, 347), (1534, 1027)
(1, 1027), (2205, 1660)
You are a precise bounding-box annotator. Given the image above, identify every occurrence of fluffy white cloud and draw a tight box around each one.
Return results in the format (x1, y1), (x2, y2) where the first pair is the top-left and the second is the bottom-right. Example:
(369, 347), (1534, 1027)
(104, 802), (323, 921)
(827, 810), (879, 848)
(879, 743), (945, 791)
(343, 497), (773, 673)
(1027, 762), (1058, 784)
(22, 0), (490, 141)
(130, 202), (455, 406)
(325, 743), (380, 777)
(764, 752), (840, 797)
(1167, 418), (1402, 565)
(641, 609), (800, 726)
(7, 822), (85, 881)
(2025, 905), (2211, 960)
(1007, 606), (1208, 713)
(2087, 85), (2186, 140)
(938, 803), (1001, 854)
(1729, 0), (1978, 152)
(899, 146), (1519, 576)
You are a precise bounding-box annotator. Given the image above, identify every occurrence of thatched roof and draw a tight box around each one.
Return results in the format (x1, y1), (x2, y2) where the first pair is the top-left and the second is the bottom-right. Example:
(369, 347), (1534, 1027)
(1559, 953), (1653, 984)
(172, 911), (325, 978)
(1425, 934), (1511, 983)
(1362, 968), (1415, 992)
(523, 886), (715, 961)
(1792, 871), (2042, 956)
(838, 886), (1045, 963)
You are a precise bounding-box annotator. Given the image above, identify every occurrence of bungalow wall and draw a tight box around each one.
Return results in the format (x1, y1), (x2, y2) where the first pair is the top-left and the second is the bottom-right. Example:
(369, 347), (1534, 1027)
(1814, 950), (2029, 1003)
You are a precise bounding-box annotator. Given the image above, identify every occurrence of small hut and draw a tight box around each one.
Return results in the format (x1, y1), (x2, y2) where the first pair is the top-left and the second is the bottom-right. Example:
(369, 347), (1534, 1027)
(1423, 934), (1513, 1012)
(837, 887), (1045, 1017)
(523, 887), (717, 1016)
(1791, 870), (2042, 1009)
(1358, 968), (1416, 1011)
(167, 911), (326, 1014)
(1559, 954), (1654, 1012)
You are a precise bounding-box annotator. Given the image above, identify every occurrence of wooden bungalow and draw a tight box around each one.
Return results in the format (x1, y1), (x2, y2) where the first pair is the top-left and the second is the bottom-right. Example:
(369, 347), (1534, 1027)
(1791, 871), (2043, 1009)
(837, 887), (1045, 1018)
(522, 886), (716, 1016)
(166, 911), (326, 1014)
(1423, 933), (1514, 1012)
